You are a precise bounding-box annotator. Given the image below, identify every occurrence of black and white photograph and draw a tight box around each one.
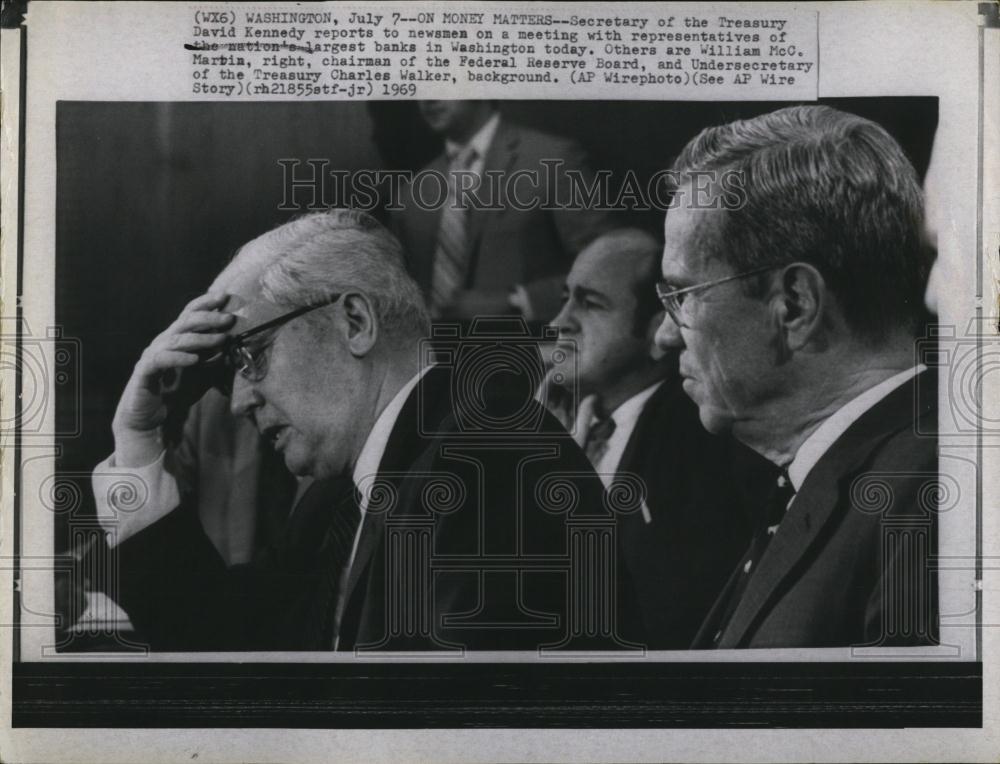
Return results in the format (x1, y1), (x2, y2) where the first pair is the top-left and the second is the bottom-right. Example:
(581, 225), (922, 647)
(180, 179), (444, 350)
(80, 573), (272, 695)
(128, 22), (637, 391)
(48, 96), (947, 657)
(1, 1), (996, 762)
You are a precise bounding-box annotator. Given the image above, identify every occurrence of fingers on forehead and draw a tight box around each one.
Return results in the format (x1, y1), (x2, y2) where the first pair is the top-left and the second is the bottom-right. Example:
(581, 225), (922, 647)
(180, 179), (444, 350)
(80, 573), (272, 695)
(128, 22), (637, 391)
(229, 299), (288, 336)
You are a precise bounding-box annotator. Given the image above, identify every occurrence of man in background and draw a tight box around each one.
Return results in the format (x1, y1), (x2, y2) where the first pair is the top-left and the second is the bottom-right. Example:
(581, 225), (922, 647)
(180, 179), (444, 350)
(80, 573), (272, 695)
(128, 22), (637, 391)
(393, 100), (611, 322)
(546, 228), (767, 649)
(654, 105), (938, 648)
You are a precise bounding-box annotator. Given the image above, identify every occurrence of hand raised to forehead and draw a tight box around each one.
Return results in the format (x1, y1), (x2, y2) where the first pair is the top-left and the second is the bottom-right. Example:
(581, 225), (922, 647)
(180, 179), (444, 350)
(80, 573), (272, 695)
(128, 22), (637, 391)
(111, 292), (236, 467)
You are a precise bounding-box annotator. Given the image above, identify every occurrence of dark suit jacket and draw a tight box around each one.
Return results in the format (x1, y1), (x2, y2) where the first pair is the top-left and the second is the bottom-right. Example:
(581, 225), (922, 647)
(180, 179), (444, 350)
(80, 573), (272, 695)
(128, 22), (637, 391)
(613, 379), (770, 649)
(392, 118), (612, 321)
(337, 365), (619, 651)
(161, 389), (296, 566)
(109, 365), (620, 652)
(693, 369), (939, 649)
(108, 471), (347, 651)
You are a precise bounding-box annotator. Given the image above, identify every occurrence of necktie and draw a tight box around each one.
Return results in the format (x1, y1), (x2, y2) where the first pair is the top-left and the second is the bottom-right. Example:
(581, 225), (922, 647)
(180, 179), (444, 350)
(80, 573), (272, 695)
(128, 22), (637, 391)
(583, 410), (616, 469)
(304, 480), (362, 649)
(711, 467), (795, 645)
(429, 145), (477, 315)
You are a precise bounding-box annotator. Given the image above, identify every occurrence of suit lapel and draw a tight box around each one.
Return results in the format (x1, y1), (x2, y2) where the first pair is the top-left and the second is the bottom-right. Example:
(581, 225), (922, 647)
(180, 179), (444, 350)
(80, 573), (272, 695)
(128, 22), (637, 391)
(718, 465), (842, 647)
(616, 380), (673, 481)
(692, 559), (748, 647)
(338, 367), (454, 630)
(719, 369), (935, 647)
(408, 153), (450, 290)
(466, 120), (519, 268)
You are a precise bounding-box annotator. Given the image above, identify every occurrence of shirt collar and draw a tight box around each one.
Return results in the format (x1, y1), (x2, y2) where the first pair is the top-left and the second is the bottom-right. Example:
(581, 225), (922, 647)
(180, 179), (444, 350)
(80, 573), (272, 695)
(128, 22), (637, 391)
(575, 380), (664, 434)
(444, 112), (500, 164)
(787, 364), (926, 491)
(606, 380), (664, 429)
(352, 366), (432, 497)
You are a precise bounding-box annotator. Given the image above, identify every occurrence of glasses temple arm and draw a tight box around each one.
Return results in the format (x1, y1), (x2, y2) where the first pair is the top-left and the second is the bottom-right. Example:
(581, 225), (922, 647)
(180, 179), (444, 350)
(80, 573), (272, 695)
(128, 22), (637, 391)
(230, 299), (337, 343)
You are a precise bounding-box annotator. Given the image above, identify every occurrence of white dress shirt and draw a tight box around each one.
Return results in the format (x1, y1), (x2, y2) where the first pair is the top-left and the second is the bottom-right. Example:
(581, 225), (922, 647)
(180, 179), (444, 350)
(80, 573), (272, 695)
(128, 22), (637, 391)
(93, 449), (183, 546)
(575, 381), (664, 523)
(328, 365), (430, 649)
(787, 364), (927, 492)
(347, 366), (431, 571)
(443, 111), (499, 176)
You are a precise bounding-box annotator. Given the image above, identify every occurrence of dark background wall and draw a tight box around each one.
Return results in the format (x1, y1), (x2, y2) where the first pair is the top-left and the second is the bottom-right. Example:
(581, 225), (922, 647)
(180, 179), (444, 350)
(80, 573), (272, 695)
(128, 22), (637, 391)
(54, 97), (938, 545)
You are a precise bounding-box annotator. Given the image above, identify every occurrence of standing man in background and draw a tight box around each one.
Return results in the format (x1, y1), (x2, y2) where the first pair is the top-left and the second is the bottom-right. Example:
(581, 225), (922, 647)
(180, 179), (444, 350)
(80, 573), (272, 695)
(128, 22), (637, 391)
(393, 100), (612, 323)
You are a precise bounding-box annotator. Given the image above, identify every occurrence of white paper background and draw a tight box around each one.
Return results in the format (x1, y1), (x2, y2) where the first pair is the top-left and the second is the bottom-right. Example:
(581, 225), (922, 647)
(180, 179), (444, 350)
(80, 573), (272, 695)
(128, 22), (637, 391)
(2, 1), (998, 760)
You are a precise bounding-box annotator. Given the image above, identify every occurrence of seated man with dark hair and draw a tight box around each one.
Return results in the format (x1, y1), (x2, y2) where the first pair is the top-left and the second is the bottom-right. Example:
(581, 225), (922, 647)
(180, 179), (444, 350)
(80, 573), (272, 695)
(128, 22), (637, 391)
(546, 228), (770, 649)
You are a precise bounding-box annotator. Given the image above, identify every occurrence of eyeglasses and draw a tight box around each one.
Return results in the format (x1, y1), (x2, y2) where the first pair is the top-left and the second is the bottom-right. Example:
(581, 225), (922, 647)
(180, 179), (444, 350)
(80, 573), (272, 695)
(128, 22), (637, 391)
(222, 296), (341, 386)
(655, 265), (783, 328)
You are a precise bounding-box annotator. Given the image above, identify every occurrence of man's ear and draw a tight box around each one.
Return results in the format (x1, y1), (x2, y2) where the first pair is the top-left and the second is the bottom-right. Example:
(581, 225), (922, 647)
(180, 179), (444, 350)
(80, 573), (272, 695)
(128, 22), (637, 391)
(774, 263), (826, 352)
(340, 292), (378, 357)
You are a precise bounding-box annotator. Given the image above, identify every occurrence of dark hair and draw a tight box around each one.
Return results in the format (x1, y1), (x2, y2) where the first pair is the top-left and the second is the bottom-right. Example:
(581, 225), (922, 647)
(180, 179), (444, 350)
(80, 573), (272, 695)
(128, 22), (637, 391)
(582, 228), (664, 337)
(671, 105), (931, 342)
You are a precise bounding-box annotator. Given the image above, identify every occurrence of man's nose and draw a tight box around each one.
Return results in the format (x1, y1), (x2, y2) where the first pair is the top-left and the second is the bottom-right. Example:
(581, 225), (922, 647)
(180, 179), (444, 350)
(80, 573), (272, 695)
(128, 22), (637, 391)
(229, 373), (261, 419)
(550, 302), (576, 336)
(654, 313), (683, 350)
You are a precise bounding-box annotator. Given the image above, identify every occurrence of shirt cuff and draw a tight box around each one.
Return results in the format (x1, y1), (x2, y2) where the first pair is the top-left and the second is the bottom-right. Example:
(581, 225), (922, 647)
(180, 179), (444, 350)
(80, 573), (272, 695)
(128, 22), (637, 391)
(91, 450), (181, 547)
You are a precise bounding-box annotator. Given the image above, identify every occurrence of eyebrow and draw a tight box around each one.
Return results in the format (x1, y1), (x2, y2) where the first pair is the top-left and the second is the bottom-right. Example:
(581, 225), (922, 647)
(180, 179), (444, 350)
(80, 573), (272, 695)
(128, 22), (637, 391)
(569, 285), (609, 302)
(659, 262), (694, 288)
(659, 274), (688, 287)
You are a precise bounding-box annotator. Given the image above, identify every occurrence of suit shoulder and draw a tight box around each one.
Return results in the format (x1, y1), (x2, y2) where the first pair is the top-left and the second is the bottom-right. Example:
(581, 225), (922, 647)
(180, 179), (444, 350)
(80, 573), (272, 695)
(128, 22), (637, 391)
(865, 411), (937, 473)
(499, 120), (587, 158)
(642, 380), (728, 454)
(628, 379), (768, 489)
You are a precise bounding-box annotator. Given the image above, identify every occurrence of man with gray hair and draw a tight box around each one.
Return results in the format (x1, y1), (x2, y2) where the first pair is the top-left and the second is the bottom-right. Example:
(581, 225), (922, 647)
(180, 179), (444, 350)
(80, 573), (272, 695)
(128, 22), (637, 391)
(102, 208), (612, 651)
(654, 105), (938, 648)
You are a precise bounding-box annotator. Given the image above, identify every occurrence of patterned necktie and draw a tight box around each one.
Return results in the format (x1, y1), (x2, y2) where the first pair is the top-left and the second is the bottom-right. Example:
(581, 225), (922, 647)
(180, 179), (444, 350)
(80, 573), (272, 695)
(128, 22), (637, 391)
(304, 480), (362, 650)
(429, 145), (477, 315)
(712, 467), (795, 645)
(583, 409), (616, 469)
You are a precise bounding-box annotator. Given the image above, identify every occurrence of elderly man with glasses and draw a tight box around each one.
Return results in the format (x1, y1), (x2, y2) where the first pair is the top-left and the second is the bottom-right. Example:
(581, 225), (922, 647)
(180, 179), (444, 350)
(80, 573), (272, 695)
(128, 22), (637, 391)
(93, 209), (618, 652)
(654, 105), (939, 649)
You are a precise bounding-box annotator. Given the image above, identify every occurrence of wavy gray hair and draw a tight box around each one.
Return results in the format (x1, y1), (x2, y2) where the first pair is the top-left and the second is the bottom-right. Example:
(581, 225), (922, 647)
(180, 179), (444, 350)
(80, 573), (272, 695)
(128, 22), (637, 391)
(258, 208), (430, 342)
